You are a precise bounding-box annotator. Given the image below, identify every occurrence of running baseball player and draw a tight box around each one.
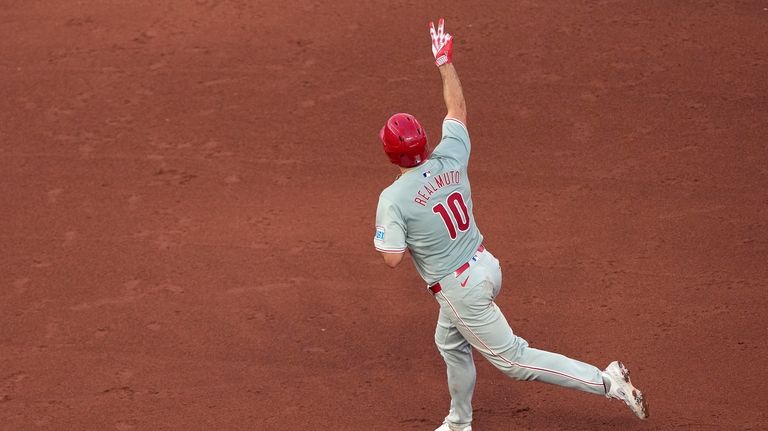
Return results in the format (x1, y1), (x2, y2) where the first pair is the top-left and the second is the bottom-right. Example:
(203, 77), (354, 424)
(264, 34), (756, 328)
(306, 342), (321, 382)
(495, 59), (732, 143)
(373, 18), (649, 431)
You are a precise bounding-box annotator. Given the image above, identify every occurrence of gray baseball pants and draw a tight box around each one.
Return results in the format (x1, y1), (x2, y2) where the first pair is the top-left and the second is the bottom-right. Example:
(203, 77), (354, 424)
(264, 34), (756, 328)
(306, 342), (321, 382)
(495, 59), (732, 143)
(432, 247), (607, 430)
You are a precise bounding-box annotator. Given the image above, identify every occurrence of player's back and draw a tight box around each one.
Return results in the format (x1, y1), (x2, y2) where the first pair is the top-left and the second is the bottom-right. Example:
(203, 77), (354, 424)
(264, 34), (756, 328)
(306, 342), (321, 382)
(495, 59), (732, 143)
(374, 119), (483, 285)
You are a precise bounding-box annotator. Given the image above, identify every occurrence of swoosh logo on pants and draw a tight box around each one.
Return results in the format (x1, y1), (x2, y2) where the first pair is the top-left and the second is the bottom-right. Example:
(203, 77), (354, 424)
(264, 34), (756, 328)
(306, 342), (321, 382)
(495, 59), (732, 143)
(460, 277), (470, 287)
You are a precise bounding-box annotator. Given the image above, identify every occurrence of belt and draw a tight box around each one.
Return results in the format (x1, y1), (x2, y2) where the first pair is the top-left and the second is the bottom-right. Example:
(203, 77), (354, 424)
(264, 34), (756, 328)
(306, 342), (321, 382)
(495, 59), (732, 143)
(429, 244), (485, 294)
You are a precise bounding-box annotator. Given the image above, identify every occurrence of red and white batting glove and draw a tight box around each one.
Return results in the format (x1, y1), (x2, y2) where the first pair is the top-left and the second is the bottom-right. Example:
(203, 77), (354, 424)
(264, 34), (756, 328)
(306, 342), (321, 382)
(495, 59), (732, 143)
(429, 18), (453, 67)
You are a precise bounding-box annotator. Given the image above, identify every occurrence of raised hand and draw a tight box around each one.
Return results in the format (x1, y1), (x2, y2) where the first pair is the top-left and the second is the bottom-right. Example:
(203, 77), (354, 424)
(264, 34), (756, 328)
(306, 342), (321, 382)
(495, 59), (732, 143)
(429, 18), (453, 67)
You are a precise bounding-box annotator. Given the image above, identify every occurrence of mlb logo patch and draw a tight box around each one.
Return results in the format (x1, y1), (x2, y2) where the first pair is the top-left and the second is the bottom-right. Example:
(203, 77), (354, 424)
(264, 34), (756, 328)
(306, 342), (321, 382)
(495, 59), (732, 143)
(375, 225), (385, 241)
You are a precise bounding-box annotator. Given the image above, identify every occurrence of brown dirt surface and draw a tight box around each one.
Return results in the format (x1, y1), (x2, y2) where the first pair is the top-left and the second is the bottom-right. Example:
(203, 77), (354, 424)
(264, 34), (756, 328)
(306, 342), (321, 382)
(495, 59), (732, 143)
(1, 1), (766, 430)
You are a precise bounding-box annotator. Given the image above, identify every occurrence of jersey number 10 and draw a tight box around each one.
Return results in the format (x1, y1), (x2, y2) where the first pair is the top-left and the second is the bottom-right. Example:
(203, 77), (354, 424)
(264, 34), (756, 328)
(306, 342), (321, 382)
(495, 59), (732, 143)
(432, 191), (470, 240)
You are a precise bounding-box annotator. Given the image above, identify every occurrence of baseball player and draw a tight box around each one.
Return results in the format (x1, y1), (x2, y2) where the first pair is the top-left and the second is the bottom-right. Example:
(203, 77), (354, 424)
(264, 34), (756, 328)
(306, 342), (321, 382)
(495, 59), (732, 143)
(373, 19), (649, 431)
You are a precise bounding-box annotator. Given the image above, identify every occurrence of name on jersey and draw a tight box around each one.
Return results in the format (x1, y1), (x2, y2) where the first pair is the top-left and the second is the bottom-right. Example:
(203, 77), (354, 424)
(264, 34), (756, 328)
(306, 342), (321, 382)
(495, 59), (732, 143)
(414, 170), (462, 207)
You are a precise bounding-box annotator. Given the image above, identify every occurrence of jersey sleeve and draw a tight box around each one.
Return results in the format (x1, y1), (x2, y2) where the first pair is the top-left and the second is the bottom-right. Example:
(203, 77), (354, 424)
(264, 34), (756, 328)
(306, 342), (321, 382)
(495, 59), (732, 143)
(430, 118), (470, 166)
(374, 195), (407, 253)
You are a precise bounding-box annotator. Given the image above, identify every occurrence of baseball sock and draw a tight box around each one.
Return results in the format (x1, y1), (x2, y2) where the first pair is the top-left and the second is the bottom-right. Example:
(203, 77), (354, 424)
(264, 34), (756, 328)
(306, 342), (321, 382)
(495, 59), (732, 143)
(602, 373), (612, 394)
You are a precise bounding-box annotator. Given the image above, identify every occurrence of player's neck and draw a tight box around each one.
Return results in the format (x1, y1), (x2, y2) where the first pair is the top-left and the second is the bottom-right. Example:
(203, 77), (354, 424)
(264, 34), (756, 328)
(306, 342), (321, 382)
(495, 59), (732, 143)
(399, 163), (424, 175)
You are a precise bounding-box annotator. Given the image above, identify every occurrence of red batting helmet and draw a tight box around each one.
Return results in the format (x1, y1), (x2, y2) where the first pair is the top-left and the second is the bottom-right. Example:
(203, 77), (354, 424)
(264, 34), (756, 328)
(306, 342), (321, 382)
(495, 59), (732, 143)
(379, 113), (429, 168)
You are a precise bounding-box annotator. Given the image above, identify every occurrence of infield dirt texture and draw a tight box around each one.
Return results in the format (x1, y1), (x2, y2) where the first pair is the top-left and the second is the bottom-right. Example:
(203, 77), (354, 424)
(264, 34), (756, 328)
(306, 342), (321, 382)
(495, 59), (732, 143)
(1, 1), (766, 430)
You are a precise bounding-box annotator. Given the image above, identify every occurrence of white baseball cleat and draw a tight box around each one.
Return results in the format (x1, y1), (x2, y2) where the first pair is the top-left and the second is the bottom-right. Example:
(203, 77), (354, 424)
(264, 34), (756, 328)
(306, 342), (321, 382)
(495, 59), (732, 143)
(434, 422), (471, 431)
(603, 361), (649, 419)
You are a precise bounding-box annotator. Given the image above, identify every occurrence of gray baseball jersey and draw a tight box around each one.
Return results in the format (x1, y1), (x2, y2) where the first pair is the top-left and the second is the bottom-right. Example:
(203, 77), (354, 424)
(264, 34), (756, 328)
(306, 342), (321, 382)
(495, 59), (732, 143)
(374, 118), (483, 284)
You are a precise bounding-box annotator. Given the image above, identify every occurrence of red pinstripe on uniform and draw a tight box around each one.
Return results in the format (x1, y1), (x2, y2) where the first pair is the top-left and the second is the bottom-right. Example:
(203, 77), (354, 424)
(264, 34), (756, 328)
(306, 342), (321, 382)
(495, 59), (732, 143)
(376, 246), (407, 253)
(445, 117), (467, 131)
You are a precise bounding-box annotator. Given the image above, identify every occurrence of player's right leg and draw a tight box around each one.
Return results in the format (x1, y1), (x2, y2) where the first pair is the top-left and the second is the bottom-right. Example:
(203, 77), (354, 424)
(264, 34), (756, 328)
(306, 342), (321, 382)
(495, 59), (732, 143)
(437, 250), (607, 395)
(436, 248), (648, 419)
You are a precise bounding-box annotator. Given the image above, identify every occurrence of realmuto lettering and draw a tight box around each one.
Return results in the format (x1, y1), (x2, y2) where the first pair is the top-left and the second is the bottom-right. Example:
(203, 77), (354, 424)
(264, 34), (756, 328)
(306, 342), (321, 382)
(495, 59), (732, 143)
(414, 170), (462, 206)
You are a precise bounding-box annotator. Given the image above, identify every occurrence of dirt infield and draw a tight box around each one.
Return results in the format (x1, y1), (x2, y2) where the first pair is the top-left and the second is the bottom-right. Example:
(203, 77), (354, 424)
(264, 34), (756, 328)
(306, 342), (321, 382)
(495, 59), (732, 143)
(1, 1), (766, 430)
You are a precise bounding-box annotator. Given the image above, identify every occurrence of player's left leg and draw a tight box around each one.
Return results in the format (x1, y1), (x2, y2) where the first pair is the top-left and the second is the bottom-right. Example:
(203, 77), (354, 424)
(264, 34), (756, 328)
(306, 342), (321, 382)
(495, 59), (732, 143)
(434, 307), (475, 430)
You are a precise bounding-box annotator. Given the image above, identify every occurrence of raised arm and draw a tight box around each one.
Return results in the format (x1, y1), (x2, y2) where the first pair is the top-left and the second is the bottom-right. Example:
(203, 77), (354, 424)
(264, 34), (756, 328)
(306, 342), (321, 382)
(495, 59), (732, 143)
(439, 64), (466, 126)
(430, 18), (467, 126)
